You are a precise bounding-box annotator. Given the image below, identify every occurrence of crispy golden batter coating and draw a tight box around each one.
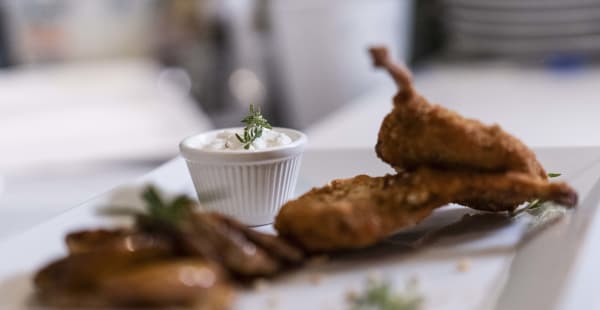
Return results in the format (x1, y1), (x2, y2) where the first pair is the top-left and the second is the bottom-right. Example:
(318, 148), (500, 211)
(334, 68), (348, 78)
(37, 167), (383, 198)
(276, 174), (436, 252)
(370, 46), (547, 179)
(275, 46), (578, 254)
(274, 169), (576, 252)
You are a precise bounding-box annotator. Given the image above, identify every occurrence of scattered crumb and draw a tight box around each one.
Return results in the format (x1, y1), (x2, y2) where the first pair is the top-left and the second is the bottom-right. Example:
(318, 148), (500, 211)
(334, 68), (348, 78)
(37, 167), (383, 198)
(456, 258), (471, 272)
(321, 299), (335, 310)
(253, 278), (269, 292)
(345, 289), (359, 302)
(347, 276), (424, 310)
(367, 270), (382, 283)
(308, 273), (322, 285)
(407, 275), (419, 287)
(266, 295), (279, 309)
(307, 255), (329, 266)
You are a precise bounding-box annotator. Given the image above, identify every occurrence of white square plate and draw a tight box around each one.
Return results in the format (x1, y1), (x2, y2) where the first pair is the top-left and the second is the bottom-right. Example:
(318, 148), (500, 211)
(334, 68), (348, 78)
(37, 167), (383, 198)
(1, 147), (600, 310)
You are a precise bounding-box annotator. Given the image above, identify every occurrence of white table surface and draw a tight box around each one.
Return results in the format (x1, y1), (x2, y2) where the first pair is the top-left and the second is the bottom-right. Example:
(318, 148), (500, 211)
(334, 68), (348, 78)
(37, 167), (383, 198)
(2, 147), (600, 310)
(4, 148), (600, 310)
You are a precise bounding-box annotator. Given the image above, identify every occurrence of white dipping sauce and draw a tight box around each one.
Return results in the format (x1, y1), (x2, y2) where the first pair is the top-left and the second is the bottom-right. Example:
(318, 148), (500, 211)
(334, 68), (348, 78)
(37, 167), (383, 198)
(201, 128), (292, 151)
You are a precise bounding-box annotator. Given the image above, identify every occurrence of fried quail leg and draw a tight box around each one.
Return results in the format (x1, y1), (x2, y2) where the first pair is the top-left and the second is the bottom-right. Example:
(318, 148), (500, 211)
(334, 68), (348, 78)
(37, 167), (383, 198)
(369, 46), (547, 179)
(275, 170), (576, 252)
(276, 174), (436, 252)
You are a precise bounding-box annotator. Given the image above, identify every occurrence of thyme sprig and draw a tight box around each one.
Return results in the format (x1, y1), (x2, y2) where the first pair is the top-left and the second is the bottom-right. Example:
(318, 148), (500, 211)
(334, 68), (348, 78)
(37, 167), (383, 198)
(235, 104), (272, 149)
(141, 186), (196, 226)
(100, 185), (196, 227)
(348, 277), (423, 310)
(512, 172), (562, 216)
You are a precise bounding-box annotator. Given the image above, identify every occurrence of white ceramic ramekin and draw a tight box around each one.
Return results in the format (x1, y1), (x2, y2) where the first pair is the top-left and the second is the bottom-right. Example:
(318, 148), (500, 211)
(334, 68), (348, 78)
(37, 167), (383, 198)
(179, 127), (307, 226)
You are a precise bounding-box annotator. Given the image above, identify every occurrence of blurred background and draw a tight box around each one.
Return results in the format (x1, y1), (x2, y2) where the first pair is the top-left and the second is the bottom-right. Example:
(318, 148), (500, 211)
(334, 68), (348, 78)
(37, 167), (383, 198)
(2, 0), (600, 238)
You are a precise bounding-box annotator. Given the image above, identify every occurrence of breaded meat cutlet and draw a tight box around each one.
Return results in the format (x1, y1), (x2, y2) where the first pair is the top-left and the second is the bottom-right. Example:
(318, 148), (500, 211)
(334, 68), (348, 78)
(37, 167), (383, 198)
(369, 46), (547, 180)
(275, 169), (576, 252)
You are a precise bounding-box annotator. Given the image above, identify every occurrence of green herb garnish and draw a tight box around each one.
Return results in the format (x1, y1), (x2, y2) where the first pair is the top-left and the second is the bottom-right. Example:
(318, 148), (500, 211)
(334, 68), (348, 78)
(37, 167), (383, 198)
(512, 172), (562, 216)
(141, 186), (195, 225)
(100, 185), (196, 227)
(235, 104), (272, 149)
(348, 277), (423, 310)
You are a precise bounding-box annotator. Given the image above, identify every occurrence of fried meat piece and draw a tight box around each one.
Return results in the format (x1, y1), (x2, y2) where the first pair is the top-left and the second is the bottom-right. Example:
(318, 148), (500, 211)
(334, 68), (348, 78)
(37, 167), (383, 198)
(275, 174), (436, 252)
(369, 46), (547, 179)
(275, 169), (576, 252)
(35, 252), (231, 308)
(176, 213), (281, 278)
(65, 229), (172, 255)
(99, 259), (233, 308)
(210, 212), (305, 265)
(35, 210), (304, 308)
(139, 212), (304, 279)
(34, 250), (172, 307)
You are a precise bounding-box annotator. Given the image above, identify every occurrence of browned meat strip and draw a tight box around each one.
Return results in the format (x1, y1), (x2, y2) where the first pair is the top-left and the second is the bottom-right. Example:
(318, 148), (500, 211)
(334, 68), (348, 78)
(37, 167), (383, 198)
(275, 169), (576, 252)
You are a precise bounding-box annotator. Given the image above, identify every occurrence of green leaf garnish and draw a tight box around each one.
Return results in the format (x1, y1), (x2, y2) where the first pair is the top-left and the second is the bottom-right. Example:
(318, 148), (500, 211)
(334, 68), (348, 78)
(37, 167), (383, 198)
(512, 172), (562, 217)
(141, 186), (195, 225)
(235, 104), (272, 149)
(348, 277), (423, 310)
(525, 199), (542, 210)
(512, 199), (544, 217)
(101, 185), (196, 227)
